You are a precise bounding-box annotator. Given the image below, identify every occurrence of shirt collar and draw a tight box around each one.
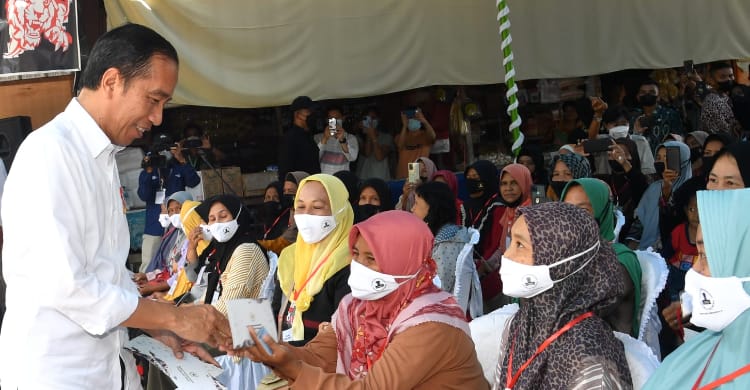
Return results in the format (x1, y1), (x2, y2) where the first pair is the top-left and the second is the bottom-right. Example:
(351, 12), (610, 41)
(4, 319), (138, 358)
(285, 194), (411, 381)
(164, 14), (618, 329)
(67, 98), (126, 159)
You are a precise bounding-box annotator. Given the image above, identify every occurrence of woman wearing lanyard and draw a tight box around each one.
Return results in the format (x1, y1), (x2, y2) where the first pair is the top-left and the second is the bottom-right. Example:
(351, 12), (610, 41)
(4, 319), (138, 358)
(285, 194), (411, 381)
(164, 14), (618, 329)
(644, 188), (750, 390)
(229, 211), (488, 388)
(277, 174), (353, 346)
(494, 202), (631, 389)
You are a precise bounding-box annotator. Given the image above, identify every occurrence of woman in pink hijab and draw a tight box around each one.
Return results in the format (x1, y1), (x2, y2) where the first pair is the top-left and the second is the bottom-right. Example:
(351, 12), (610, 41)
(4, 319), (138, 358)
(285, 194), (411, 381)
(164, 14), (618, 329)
(230, 211), (488, 389)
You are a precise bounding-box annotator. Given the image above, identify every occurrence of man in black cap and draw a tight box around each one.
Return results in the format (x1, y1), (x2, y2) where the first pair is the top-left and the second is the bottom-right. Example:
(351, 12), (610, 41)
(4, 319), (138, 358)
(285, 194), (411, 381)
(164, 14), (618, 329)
(278, 96), (321, 181)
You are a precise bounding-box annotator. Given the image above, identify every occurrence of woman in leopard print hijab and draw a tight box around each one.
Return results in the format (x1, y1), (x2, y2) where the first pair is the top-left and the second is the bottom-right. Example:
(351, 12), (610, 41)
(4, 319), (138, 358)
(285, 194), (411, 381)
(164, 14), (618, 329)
(493, 202), (632, 389)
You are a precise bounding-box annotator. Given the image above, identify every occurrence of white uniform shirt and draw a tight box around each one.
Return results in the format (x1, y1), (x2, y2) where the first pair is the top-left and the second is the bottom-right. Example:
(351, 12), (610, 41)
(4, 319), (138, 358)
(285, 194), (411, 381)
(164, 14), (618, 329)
(0, 99), (140, 389)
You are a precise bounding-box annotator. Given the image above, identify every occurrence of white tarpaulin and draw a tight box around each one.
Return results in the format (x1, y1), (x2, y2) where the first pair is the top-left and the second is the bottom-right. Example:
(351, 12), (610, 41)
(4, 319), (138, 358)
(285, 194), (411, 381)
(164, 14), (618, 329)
(103, 0), (750, 108)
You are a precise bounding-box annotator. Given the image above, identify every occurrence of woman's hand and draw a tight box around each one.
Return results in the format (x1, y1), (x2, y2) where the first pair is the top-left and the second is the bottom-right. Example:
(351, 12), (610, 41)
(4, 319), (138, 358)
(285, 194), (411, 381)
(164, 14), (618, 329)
(225, 327), (301, 380)
(662, 301), (683, 331)
(402, 180), (416, 196)
(132, 273), (148, 285)
(590, 96), (608, 115)
(188, 226), (203, 250)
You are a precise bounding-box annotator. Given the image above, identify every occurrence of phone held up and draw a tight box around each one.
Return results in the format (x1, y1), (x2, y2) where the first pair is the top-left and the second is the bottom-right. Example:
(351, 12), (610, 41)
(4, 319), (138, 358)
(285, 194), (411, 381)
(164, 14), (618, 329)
(583, 138), (611, 154)
(666, 145), (682, 172)
(407, 162), (420, 184)
(328, 117), (337, 136)
(403, 108), (419, 119)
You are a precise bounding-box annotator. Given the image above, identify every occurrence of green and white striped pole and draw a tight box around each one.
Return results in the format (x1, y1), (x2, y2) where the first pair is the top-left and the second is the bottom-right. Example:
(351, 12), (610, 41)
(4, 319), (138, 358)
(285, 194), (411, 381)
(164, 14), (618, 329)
(496, 0), (524, 158)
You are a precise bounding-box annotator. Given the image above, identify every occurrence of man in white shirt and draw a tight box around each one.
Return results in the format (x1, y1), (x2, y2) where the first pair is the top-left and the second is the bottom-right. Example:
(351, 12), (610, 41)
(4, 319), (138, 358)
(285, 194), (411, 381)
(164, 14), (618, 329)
(0, 159), (7, 327)
(314, 106), (359, 175)
(0, 24), (231, 389)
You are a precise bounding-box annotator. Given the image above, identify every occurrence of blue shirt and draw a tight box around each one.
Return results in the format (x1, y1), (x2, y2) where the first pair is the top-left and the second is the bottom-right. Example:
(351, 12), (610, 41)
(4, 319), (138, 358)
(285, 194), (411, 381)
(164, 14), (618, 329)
(138, 161), (200, 236)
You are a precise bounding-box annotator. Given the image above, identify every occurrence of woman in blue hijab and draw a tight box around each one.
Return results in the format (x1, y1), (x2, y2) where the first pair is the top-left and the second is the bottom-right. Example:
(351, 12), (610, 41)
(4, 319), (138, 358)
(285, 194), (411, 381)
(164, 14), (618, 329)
(644, 188), (750, 389)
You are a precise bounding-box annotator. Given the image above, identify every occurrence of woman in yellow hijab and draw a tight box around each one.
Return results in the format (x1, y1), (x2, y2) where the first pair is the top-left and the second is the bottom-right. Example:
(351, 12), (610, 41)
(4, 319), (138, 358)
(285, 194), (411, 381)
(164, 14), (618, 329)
(277, 174), (353, 345)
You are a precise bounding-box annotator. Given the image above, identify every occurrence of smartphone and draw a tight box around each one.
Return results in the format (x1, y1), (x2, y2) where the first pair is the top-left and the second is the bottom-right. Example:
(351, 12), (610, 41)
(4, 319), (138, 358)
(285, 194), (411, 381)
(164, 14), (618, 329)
(403, 108), (418, 119)
(683, 60), (694, 74)
(407, 162), (420, 183)
(666, 146), (682, 172)
(583, 138), (611, 154)
(638, 115), (654, 130)
(328, 117), (337, 136)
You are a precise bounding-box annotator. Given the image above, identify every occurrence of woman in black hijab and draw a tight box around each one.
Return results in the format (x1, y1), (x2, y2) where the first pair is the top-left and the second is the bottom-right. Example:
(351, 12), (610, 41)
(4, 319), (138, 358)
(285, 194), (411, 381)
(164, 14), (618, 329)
(188, 194), (269, 316)
(354, 178), (393, 223)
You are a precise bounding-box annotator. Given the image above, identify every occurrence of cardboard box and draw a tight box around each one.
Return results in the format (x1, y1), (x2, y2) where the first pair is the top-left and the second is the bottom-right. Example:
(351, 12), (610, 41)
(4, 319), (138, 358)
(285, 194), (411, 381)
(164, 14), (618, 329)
(242, 171), (277, 197)
(192, 167), (245, 200)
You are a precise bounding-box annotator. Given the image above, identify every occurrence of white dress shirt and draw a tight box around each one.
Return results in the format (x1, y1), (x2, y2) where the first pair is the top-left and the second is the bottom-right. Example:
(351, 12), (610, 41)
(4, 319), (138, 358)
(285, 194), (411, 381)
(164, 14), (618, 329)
(0, 99), (141, 389)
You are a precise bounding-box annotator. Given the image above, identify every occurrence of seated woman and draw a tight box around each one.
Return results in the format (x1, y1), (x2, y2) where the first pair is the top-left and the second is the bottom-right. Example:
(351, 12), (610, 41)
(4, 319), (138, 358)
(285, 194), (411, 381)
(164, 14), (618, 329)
(546, 153), (591, 201)
(395, 156), (436, 212)
(354, 178), (393, 223)
(231, 210), (488, 389)
(257, 181), (290, 241)
(277, 174), (353, 345)
(562, 178), (642, 337)
(634, 141), (691, 254)
(479, 164), (532, 311)
(135, 191), (193, 296)
(188, 194), (269, 316)
(495, 202), (631, 388)
(259, 171), (311, 255)
(706, 141), (749, 190)
(432, 169), (466, 225)
(644, 188), (750, 389)
(412, 181), (471, 294)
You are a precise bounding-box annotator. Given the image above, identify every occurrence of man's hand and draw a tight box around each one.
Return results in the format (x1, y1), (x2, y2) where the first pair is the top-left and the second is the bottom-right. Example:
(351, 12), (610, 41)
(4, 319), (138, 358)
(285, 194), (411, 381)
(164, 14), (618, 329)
(150, 329), (220, 367)
(171, 142), (186, 164)
(171, 304), (232, 347)
(400, 112), (408, 129)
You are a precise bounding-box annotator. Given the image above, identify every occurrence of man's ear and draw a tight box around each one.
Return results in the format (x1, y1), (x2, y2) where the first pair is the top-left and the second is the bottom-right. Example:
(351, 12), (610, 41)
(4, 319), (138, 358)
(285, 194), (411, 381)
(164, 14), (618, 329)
(100, 67), (121, 98)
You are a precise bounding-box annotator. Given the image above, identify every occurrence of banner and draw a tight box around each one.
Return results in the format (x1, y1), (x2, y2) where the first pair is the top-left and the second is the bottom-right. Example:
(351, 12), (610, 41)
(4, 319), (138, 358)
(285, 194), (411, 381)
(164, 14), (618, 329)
(0, 0), (80, 76)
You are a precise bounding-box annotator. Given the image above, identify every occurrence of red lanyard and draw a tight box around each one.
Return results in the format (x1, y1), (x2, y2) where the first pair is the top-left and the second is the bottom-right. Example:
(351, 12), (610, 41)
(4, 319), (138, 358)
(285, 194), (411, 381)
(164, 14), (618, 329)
(263, 209), (290, 239)
(693, 337), (750, 390)
(506, 312), (594, 389)
(469, 194), (498, 227)
(292, 253), (333, 301)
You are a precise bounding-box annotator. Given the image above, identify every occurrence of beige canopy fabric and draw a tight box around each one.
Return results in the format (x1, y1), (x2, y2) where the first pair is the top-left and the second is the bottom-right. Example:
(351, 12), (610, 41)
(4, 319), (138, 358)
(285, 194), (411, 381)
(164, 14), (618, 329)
(104, 0), (750, 108)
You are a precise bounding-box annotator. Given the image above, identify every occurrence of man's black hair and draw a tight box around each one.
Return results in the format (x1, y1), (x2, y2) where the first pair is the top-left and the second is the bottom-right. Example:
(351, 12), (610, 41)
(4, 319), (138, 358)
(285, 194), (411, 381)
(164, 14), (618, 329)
(80, 23), (178, 90)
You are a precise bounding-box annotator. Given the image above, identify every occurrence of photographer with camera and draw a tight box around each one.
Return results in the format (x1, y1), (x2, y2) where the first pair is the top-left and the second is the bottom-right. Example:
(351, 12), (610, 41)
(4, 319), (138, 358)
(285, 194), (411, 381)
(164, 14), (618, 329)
(314, 105), (359, 175)
(182, 122), (226, 170)
(138, 132), (201, 272)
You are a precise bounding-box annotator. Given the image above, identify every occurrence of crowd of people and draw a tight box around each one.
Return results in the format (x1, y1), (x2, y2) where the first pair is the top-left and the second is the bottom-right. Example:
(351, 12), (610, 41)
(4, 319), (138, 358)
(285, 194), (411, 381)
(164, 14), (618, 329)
(1, 23), (750, 390)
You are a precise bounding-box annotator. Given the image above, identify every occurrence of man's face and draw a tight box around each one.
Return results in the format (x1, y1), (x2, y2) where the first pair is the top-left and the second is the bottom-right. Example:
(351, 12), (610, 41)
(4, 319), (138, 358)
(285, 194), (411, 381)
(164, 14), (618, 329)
(713, 67), (735, 83)
(105, 55), (178, 146)
(637, 84), (658, 99)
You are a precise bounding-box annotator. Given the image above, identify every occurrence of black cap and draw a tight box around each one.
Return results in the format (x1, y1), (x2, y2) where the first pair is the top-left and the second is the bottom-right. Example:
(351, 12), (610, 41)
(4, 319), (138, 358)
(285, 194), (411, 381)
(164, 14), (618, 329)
(290, 96), (314, 112)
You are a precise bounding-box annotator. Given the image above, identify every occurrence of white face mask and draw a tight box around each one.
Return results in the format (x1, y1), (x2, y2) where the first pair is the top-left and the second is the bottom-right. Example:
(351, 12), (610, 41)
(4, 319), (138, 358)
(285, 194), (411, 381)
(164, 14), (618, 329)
(294, 213), (337, 244)
(199, 224), (213, 242)
(608, 125), (630, 139)
(169, 214), (182, 229)
(347, 260), (419, 301)
(500, 241), (599, 298)
(158, 213), (171, 228)
(683, 269), (750, 332)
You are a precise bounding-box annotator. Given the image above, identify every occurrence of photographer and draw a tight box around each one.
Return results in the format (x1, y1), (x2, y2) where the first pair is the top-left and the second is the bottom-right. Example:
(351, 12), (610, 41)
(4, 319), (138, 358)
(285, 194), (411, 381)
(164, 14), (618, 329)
(137, 133), (200, 272)
(182, 122), (226, 170)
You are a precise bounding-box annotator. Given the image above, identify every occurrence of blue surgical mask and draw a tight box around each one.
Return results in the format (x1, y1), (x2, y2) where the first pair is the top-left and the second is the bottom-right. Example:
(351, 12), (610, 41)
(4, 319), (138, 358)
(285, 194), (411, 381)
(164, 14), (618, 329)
(407, 119), (421, 131)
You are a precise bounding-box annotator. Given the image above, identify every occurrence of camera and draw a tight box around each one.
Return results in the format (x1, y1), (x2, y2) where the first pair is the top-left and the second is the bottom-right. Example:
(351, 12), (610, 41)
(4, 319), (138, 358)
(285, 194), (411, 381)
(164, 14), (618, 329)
(141, 151), (167, 169)
(182, 136), (203, 149)
(152, 133), (175, 153)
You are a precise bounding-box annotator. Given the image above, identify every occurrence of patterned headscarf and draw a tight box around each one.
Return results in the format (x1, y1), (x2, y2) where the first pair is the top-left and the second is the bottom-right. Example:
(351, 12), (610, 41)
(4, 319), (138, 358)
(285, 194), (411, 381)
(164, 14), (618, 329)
(278, 174), (354, 340)
(495, 202), (630, 389)
(548, 153), (592, 182)
(334, 211), (467, 379)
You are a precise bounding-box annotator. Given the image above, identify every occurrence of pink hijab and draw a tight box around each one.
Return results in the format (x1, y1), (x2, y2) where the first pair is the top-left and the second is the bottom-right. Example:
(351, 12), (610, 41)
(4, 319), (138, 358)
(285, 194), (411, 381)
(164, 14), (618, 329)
(334, 211), (468, 379)
(499, 164), (532, 250)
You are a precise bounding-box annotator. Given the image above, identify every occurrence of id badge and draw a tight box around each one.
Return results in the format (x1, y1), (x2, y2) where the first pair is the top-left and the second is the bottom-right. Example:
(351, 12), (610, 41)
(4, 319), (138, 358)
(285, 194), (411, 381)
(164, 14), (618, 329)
(155, 190), (166, 205)
(195, 266), (207, 286)
(282, 329), (294, 342)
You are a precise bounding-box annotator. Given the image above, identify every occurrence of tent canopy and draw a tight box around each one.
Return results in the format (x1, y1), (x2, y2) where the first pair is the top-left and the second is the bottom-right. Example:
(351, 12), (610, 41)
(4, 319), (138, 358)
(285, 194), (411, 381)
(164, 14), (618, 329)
(104, 0), (750, 108)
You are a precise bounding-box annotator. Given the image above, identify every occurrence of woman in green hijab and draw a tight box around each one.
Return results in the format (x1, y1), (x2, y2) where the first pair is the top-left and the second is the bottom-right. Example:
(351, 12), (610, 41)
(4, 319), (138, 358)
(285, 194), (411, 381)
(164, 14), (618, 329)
(562, 178), (642, 337)
(644, 188), (750, 389)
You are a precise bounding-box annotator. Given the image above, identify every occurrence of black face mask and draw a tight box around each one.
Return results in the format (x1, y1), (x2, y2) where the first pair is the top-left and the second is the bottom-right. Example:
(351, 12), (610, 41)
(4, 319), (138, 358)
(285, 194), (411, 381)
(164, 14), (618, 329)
(609, 160), (626, 174)
(690, 147), (703, 163)
(354, 204), (381, 223)
(702, 155), (716, 171)
(281, 194), (295, 209)
(258, 201), (283, 225)
(549, 181), (568, 198)
(466, 178), (485, 194)
(638, 94), (658, 107)
(717, 80), (735, 93)
(654, 161), (666, 176)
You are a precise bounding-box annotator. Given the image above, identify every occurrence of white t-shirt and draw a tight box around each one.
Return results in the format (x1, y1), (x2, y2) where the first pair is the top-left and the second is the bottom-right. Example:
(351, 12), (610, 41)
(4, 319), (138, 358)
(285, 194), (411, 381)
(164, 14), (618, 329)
(0, 99), (140, 389)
